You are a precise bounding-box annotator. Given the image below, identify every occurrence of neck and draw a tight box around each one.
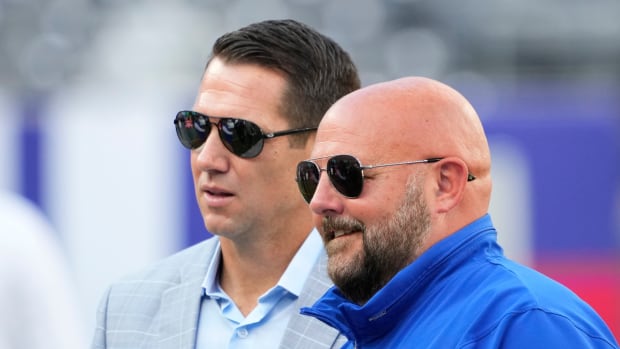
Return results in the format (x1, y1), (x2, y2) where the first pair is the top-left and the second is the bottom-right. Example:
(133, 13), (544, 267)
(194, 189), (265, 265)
(218, 225), (311, 316)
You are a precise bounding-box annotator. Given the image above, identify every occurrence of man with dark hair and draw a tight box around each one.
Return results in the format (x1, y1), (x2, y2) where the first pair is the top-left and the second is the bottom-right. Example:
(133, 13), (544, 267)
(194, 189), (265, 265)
(93, 19), (359, 349)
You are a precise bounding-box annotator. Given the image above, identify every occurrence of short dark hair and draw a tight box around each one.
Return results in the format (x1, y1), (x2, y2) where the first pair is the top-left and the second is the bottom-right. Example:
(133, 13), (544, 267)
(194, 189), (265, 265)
(208, 19), (360, 146)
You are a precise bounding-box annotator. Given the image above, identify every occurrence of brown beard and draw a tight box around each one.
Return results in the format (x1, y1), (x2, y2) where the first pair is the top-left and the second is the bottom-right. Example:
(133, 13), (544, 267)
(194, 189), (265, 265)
(323, 175), (431, 305)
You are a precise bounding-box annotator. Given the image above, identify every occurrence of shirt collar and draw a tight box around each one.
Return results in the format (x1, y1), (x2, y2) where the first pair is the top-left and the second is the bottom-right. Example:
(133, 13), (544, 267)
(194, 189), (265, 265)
(278, 228), (323, 297)
(201, 229), (323, 298)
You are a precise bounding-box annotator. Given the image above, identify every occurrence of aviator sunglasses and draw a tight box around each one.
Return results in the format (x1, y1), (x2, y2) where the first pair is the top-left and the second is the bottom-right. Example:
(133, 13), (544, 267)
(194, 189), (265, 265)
(296, 154), (476, 203)
(174, 110), (317, 158)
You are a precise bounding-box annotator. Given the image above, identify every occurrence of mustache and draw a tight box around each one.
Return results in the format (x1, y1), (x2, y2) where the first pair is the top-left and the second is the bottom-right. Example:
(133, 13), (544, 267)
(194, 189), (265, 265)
(322, 216), (365, 234)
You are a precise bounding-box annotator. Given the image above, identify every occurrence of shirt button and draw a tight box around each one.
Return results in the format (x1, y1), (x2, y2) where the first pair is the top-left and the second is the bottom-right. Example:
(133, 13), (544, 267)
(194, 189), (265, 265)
(236, 328), (249, 338)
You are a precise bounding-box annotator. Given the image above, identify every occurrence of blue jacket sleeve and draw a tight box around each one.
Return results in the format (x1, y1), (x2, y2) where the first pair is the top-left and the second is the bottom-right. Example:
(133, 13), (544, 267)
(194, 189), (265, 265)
(463, 309), (618, 349)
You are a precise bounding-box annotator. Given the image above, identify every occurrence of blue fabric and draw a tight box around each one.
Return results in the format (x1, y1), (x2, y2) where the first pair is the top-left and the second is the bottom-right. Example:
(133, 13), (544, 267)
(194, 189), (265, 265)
(197, 231), (323, 348)
(301, 215), (619, 348)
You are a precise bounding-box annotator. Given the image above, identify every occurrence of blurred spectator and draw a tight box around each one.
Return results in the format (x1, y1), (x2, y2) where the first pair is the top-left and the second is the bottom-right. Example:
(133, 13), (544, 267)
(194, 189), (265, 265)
(0, 191), (86, 349)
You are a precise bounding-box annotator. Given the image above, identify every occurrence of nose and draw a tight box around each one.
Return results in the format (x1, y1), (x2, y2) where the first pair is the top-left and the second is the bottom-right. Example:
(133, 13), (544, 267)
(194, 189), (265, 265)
(193, 124), (230, 174)
(308, 172), (345, 216)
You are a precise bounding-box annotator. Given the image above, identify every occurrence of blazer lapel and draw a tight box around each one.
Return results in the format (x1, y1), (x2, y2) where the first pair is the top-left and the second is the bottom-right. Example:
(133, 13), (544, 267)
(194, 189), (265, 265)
(150, 238), (344, 349)
(280, 251), (346, 349)
(156, 239), (217, 349)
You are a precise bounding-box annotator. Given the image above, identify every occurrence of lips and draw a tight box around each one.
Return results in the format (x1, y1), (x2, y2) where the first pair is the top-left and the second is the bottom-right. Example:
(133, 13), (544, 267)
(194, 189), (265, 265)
(201, 183), (233, 196)
(206, 188), (233, 197)
(333, 229), (354, 239)
(322, 216), (365, 241)
(200, 184), (235, 207)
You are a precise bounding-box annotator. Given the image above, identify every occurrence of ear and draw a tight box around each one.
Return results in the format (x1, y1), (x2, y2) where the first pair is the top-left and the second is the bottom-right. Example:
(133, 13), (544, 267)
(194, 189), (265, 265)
(434, 158), (469, 213)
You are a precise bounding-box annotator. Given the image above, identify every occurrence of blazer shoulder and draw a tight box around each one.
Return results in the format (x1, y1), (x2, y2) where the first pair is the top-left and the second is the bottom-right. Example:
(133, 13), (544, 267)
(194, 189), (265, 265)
(94, 239), (217, 348)
(111, 237), (219, 292)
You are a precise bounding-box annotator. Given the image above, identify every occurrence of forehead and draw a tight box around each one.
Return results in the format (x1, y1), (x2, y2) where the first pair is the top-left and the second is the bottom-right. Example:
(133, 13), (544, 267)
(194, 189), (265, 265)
(311, 113), (384, 162)
(310, 97), (398, 161)
(193, 58), (288, 127)
(311, 86), (438, 162)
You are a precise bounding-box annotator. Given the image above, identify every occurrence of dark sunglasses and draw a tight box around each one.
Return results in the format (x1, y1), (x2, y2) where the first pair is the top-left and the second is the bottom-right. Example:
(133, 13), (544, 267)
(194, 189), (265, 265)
(174, 110), (317, 158)
(296, 154), (476, 203)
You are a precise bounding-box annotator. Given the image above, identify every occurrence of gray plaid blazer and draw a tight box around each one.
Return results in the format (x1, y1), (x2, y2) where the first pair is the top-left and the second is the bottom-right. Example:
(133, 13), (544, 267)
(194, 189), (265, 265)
(91, 236), (346, 349)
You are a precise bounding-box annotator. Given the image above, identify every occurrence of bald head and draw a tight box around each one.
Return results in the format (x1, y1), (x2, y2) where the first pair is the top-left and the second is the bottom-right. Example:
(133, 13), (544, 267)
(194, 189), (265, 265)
(321, 77), (489, 171)
(314, 76), (492, 233)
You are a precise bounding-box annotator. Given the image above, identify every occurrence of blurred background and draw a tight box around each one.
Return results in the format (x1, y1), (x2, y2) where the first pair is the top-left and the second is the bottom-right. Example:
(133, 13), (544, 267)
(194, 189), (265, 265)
(0, 0), (618, 344)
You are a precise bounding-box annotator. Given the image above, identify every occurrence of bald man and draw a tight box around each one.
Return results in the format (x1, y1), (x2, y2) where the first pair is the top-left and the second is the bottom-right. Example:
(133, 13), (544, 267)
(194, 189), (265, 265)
(294, 77), (619, 348)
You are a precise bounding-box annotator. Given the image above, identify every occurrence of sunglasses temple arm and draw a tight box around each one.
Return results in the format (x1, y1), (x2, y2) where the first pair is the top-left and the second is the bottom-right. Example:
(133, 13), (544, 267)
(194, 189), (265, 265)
(267, 127), (318, 138)
(364, 158), (442, 170)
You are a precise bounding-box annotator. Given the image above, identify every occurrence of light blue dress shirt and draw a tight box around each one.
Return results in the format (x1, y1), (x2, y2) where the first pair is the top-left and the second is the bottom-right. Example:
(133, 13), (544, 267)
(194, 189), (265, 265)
(195, 230), (323, 348)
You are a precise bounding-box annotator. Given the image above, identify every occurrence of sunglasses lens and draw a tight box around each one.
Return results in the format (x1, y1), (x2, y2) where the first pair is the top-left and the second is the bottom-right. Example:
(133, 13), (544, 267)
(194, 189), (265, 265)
(175, 111), (211, 149)
(327, 155), (363, 198)
(296, 161), (320, 203)
(219, 118), (264, 158)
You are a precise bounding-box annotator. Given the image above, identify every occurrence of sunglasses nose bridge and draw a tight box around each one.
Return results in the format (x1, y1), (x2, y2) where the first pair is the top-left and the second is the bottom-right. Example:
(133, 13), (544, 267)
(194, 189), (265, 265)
(208, 119), (244, 157)
(307, 164), (348, 215)
(212, 120), (227, 146)
(313, 165), (341, 201)
(196, 120), (234, 159)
